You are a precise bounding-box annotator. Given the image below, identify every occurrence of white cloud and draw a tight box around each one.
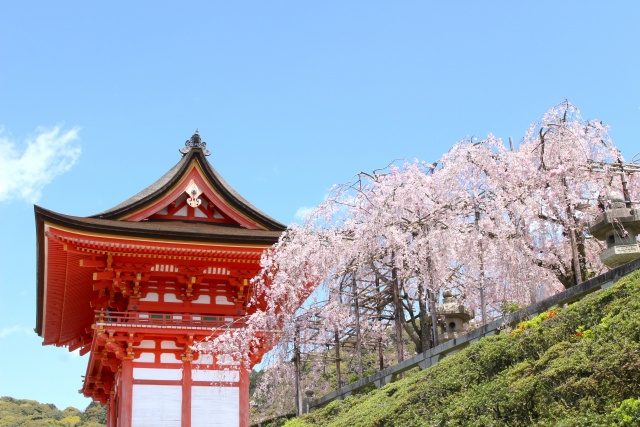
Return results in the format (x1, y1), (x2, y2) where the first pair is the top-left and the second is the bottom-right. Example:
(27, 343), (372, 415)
(0, 325), (32, 338)
(294, 206), (314, 220)
(0, 125), (81, 203)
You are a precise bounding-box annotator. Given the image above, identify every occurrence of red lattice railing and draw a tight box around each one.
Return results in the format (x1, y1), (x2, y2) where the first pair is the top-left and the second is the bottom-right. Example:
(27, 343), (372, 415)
(94, 310), (245, 330)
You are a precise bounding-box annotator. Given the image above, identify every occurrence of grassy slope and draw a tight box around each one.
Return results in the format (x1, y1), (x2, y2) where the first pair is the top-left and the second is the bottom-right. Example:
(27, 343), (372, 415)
(286, 271), (640, 427)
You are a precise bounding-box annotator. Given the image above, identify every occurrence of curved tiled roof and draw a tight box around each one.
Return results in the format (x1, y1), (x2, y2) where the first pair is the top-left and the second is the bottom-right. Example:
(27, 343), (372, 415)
(92, 147), (286, 232)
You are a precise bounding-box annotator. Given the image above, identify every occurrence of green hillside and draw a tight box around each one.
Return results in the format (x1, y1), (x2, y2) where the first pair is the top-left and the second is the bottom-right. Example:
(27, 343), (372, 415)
(0, 397), (105, 427)
(286, 271), (640, 427)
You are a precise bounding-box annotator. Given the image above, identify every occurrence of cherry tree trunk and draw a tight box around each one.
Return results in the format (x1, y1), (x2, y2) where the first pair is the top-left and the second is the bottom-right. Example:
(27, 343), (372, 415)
(293, 328), (302, 416)
(391, 264), (404, 363)
(334, 330), (342, 389)
(351, 275), (363, 379)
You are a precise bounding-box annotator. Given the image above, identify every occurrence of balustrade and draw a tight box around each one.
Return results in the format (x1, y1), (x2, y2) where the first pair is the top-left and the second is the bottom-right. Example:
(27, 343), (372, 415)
(94, 310), (243, 330)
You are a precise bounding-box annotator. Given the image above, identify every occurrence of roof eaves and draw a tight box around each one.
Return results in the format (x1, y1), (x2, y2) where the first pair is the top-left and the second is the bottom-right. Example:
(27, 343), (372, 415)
(36, 206), (283, 245)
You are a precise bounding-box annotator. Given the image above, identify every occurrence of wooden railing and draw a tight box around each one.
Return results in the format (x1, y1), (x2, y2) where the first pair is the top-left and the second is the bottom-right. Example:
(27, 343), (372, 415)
(94, 310), (245, 330)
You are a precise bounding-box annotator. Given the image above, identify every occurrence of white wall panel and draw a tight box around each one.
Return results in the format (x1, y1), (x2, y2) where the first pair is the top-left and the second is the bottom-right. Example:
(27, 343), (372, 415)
(215, 295), (234, 305)
(161, 340), (181, 349)
(192, 369), (239, 382)
(134, 340), (156, 349)
(191, 386), (239, 427)
(193, 295), (211, 304)
(140, 292), (159, 302)
(164, 293), (181, 303)
(217, 355), (240, 366)
(133, 368), (182, 380)
(195, 354), (214, 365)
(135, 352), (155, 363)
(132, 385), (181, 427)
(160, 353), (182, 364)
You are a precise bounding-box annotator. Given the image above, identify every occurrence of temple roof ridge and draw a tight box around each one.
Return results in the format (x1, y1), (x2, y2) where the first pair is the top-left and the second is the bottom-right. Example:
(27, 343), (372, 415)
(90, 133), (286, 231)
(180, 129), (211, 156)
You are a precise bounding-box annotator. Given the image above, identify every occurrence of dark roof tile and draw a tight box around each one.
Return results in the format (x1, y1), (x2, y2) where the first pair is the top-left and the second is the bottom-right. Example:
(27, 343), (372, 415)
(91, 148), (286, 231)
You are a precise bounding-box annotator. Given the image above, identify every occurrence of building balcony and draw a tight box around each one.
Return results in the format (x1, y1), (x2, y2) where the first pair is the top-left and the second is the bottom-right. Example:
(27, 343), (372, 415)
(94, 310), (245, 332)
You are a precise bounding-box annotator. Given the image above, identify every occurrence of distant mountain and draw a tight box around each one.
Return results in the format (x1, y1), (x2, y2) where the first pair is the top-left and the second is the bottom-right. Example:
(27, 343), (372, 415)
(0, 397), (105, 426)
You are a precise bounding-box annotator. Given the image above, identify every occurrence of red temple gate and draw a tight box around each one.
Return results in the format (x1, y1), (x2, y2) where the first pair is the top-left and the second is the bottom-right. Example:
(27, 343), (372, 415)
(34, 132), (285, 427)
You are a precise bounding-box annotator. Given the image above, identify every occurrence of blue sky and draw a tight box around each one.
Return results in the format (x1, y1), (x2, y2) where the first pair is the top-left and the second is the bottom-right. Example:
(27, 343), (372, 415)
(1, 1), (639, 411)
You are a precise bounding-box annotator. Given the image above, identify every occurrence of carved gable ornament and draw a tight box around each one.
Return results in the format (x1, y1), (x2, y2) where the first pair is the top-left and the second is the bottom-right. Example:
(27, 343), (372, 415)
(185, 180), (202, 208)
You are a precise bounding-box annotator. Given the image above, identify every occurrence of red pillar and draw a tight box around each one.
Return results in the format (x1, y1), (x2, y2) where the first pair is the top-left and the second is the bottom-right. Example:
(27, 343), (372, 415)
(117, 359), (133, 427)
(107, 398), (117, 427)
(182, 360), (192, 427)
(239, 368), (250, 427)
